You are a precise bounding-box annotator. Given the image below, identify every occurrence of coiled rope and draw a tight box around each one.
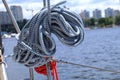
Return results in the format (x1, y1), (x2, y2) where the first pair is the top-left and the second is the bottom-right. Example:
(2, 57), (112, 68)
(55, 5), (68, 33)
(13, 1), (84, 67)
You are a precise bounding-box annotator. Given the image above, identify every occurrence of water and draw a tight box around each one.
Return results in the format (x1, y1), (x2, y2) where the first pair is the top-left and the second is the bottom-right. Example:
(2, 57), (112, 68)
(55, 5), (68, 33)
(3, 27), (120, 80)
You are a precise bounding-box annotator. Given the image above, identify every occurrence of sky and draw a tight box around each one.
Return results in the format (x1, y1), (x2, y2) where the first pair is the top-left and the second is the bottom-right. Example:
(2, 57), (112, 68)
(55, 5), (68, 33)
(0, 0), (120, 19)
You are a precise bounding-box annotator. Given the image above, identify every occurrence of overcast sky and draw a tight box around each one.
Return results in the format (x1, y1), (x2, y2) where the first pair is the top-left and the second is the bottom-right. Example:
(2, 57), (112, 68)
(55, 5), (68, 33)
(0, 0), (120, 19)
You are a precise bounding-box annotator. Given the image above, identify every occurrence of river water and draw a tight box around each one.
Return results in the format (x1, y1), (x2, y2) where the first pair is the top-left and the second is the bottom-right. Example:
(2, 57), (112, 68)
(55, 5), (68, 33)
(3, 27), (120, 80)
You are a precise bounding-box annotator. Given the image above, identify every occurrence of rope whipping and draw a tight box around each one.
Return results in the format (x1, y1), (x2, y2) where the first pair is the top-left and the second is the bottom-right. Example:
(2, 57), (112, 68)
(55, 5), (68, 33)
(13, 1), (85, 67)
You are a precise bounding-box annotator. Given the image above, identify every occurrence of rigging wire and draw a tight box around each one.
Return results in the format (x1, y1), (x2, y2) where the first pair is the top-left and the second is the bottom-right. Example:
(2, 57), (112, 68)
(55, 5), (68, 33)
(4, 54), (120, 75)
(56, 59), (120, 74)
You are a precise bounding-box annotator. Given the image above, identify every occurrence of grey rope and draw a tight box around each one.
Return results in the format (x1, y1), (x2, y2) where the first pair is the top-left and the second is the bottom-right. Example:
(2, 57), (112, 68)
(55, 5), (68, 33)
(13, 1), (84, 67)
(43, 0), (47, 8)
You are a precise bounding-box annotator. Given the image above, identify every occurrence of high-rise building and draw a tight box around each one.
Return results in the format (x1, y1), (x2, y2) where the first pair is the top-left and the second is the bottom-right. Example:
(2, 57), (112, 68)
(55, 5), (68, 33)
(0, 6), (23, 32)
(10, 6), (23, 21)
(105, 8), (114, 17)
(0, 11), (11, 25)
(80, 10), (90, 19)
(93, 9), (102, 19)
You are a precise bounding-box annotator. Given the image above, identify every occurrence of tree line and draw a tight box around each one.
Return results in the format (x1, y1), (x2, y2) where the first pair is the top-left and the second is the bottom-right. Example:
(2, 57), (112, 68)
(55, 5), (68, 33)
(12, 15), (120, 33)
(83, 15), (120, 29)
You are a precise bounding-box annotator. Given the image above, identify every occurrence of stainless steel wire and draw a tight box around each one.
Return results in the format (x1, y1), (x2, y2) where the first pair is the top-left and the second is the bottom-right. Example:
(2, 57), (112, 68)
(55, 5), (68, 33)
(13, 1), (84, 67)
(56, 59), (120, 74)
(5, 54), (120, 74)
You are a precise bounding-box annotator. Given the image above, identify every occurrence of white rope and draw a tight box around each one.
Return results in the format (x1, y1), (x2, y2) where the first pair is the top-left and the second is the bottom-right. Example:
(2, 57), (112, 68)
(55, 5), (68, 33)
(13, 1), (85, 67)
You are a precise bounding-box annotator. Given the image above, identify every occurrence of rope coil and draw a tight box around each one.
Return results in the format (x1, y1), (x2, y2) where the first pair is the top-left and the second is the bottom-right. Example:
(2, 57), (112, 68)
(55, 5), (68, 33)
(13, 1), (84, 67)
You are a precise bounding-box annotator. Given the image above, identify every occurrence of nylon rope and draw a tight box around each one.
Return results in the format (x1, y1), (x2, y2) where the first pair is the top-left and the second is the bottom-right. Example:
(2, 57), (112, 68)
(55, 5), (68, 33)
(12, 1), (85, 67)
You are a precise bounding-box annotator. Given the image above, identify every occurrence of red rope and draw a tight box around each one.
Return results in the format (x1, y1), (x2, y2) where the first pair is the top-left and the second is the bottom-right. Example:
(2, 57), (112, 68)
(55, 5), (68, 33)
(34, 60), (58, 80)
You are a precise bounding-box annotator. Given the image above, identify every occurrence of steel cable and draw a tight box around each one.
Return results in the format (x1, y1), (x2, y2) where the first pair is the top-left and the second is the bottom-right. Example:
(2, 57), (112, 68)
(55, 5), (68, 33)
(4, 54), (120, 74)
(13, 1), (84, 67)
(56, 59), (120, 74)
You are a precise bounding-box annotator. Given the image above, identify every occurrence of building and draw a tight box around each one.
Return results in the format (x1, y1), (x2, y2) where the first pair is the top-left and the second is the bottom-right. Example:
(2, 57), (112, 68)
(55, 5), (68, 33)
(0, 5), (23, 32)
(10, 6), (23, 22)
(114, 10), (120, 17)
(0, 11), (15, 32)
(105, 8), (114, 17)
(93, 9), (102, 19)
(80, 10), (90, 19)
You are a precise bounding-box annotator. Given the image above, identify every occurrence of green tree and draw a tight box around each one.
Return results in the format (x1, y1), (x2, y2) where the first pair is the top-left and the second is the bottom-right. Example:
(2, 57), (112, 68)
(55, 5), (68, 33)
(105, 17), (114, 26)
(89, 18), (96, 26)
(98, 18), (106, 28)
(17, 19), (28, 30)
(83, 18), (96, 28)
(115, 15), (120, 25)
(83, 19), (89, 27)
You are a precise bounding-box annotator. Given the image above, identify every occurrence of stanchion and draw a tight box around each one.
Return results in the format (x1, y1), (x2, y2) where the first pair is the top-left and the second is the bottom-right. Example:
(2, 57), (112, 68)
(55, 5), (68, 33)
(29, 68), (34, 80)
(0, 52), (8, 80)
(0, 25), (8, 80)
(46, 63), (52, 80)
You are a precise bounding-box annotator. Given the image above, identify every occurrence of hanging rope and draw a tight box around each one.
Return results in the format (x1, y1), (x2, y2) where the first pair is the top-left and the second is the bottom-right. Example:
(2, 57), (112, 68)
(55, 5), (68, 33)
(12, 1), (85, 67)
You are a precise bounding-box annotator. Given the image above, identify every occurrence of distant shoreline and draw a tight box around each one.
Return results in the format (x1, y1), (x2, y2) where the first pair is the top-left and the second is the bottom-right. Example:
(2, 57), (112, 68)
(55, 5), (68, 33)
(85, 25), (120, 30)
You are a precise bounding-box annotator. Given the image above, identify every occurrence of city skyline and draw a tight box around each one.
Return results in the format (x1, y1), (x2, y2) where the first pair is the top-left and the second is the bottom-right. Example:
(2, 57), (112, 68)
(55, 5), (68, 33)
(80, 8), (120, 19)
(0, 0), (120, 19)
